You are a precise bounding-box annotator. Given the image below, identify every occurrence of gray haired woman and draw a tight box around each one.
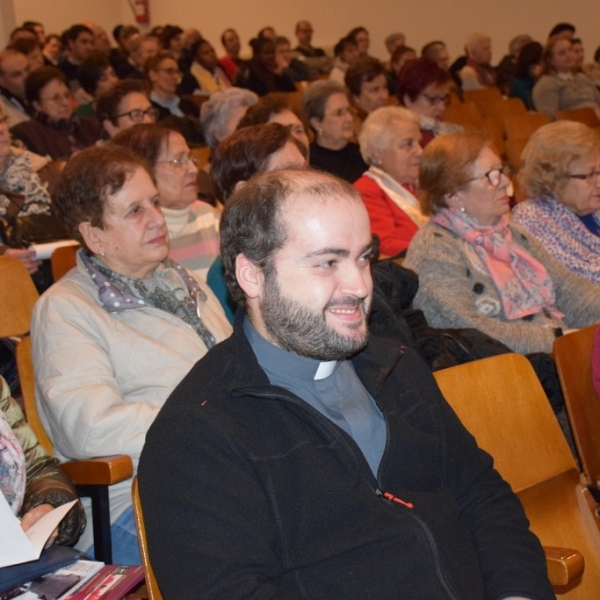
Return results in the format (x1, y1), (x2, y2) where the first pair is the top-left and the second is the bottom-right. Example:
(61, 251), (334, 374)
(303, 79), (367, 183)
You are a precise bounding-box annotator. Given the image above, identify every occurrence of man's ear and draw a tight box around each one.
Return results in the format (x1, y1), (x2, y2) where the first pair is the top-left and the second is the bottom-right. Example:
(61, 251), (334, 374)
(235, 253), (264, 300)
(78, 221), (103, 255)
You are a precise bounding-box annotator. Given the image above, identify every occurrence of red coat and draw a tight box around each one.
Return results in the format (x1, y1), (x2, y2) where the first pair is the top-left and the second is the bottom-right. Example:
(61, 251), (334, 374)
(354, 175), (419, 257)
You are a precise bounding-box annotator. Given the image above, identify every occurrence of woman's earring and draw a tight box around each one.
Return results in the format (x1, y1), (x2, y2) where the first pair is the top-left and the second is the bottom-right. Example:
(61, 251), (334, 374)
(99, 249), (106, 257)
(459, 206), (466, 213)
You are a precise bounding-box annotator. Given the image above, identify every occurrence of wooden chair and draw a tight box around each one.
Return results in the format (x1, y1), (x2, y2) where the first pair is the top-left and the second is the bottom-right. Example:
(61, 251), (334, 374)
(504, 112), (550, 141)
(554, 326), (600, 491)
(462, 87), (502, 114)
(51, 244), (80, 281)
(555, 108), (600, 128)
(132, 476), (163, 600)
(442, 100), (484, 129)
(434, 353), (599, 596)
(505, 137), (529, 173)
(0, 255), (133, 563)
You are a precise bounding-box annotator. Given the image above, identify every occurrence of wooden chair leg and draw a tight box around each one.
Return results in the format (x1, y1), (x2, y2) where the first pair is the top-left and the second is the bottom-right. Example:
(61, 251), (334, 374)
(78, 484), (113, 564)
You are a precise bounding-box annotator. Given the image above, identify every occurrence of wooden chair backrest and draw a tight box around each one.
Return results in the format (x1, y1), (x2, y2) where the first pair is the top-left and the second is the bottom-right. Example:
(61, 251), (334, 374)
(462, 87), (502, 110)
(433, 353), (575, 492)
(190, 146), (212, 171)
(0, 256), (39, 338)
(555, 108), (600, 128)
(505, 137), (529, 173)
(51, 244), (80, 281)
(504, 113), (550, 140)
(554, 326), (600, 489)
(132, 476), (163, 600)
(442, 101), (484, 129)
(17, 336), (54, 454)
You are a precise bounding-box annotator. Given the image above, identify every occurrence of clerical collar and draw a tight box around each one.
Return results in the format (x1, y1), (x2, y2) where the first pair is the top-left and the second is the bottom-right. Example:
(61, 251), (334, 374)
(243, 316), (339, 381)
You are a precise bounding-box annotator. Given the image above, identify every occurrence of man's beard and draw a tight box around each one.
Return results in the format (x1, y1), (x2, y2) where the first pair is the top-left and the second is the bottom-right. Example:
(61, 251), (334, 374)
(260, 271), (370, 361)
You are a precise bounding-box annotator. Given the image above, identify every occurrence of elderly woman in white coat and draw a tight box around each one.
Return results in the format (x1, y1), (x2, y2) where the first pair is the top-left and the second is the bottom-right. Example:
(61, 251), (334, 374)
(31, 145), (231, 564)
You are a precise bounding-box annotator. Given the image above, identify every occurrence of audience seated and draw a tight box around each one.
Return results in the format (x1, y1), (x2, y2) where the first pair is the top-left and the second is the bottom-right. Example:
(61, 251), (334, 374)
(386, 45), (416, 94)
(495, 34), (532, 95)
(10, 67), (98, 160)
(75, 51), (118, 117)
(421, 40), (450, 71)
(235, 37), (295, 96)
(82, 21), (112, 57)
(274, 36), (313, 83)
(218, 28), (245, 82)
(96, 79), (157, 140)
(42, 34), (62, 66)
(354, 106), (427, 257)
(179, 38), (231, 96)
(329, 37), (359, 84)
(458, 32), (497, 91)
(237, 94), (310, 152)
(115, 34), (159, 80)
(159, 25), (184, 62)
(533, 33), (600, 120)
(345, 57), (389, 136)
(509, 41), (543, 110)
(294, 20), (325, 58)
(404, 130), (600, 354)
(31, 145), (231, 562)
(0, 49), (31, 127)
(397, 57), (459, 146)
(302, 79), (367, 183)
(513, 121), (600, 283)
(113, 123), (220, 281)
(1, 375), (86, 547)
(8, 37), (45, 72)
(58, 24), (94, 92)
(207, 123), (307, 320)
(347, 26), (370, 59)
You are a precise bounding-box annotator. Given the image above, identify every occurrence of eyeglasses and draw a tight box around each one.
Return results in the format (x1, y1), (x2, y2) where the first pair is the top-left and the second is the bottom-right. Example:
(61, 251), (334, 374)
(156, 68), (182, 77)
(568, 169), (600, 183)
(114, 107), (159, 123)
(421, 93), (450, 105)
(324, 107), (350, 118)
(156, 153), (199, 169)
(467, 166), (511, 187)
(40, 91), (73, 103)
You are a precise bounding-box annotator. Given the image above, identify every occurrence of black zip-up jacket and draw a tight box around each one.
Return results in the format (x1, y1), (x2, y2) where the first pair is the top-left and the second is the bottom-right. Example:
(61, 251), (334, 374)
(139, 316), (553, 600)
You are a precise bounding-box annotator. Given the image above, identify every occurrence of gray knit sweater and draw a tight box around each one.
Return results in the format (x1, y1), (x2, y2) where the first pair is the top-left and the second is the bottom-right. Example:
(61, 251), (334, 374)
(404, 221), (600, 354)
(532, 72), (600, 120)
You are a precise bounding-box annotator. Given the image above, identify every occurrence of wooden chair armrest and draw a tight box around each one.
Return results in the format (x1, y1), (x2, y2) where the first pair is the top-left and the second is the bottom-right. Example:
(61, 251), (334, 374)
(544, 546), (585, 586)
(61, 455), (134, 486)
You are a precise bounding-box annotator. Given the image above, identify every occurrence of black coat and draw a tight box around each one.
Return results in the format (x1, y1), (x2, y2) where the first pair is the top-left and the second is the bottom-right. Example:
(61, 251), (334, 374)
(139, 315), (552, 599)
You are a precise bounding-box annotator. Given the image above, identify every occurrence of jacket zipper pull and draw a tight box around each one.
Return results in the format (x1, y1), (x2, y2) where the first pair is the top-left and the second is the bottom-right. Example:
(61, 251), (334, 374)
(377, 489), (414, 509)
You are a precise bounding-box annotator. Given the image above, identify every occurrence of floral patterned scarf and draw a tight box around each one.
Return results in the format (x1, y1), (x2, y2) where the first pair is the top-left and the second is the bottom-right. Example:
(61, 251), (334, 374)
(0, 405), (26, 516)
(432, 208), (564, 321)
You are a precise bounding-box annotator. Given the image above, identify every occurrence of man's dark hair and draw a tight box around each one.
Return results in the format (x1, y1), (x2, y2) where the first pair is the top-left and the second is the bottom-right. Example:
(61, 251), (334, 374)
(25, 66), (67, 104)
(333, 37), (357, 58)
(221, 28), (236, 47)
(344, 57), (385, 97)
(211, 122), (307, 201)
(221, 169), (358, 308)
(7, 37), (41, 56)
(549, 23), (575, 38)
(53, 145), (150, 247)
(61, 24), (93, 47)
(96, 79), (149, 126)
(159, 25), (183, 49)
(77, 51), (112, 95)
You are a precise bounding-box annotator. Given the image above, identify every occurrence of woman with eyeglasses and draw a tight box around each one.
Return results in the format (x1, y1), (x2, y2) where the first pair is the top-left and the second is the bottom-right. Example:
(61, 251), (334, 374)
(113, 123), (220, 281)
(31, 145), (230, 563)
(404, 130), (600, 354)
(10, 67), (99, 160)
(513, 121), (600, 284)
(397, 57), (459, 148)
(353, 106), (427, 257)
(302, 79), (367, 183)
(96, 79), (159, 140)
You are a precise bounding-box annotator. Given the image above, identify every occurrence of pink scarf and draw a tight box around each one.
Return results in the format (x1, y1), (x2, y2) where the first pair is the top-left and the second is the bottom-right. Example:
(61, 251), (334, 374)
(432, 209), (564, 321)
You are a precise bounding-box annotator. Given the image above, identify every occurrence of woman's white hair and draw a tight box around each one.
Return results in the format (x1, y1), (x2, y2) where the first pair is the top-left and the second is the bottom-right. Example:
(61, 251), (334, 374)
(465, 32), (491, 57)
(358, 106), (419, 164)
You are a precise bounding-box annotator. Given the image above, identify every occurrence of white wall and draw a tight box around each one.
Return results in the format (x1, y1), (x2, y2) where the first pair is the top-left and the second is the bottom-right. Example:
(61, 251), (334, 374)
(5, 0), (600, 65)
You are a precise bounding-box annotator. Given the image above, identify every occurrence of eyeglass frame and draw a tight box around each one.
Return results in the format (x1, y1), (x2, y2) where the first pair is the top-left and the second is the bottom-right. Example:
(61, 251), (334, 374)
(421, 93), (450, 105)
(466, 166), (511, 187)
(568, 169), (600, 183)
(155, 153), (199, 169)
(113, 107), (160, 123)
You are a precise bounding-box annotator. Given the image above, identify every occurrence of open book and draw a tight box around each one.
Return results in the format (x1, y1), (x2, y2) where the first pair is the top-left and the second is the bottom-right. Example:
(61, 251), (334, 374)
(0, 493), (77, 568)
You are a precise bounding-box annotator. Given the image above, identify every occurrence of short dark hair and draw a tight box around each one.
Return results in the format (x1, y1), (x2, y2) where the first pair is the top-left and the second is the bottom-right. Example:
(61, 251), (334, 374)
(111, 122), (176, 169)
(333, 37), (357, 58)
(514, 42), (543, 79)
(25, 66), (67, 104)
(53, 145), (150, 247)
(344, 57), (385, 97)
(77, 51), (112, 95)
(421, 40), (446, 61)
(62, 24), (93, 46)
(211, 122), (306, 201)
(347, 27), (368, 43)
(595, 44), (600, 64)
(145, 50), (176, 76)
(220, 28), (236, 47)
(397, 57), (451, 103)
(221, 169), (359, 308)
(549, 22), (575, 38)
(96, 79), (149, 126)
(8, 37), (41, 55)
(159, 25), (183, 49)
